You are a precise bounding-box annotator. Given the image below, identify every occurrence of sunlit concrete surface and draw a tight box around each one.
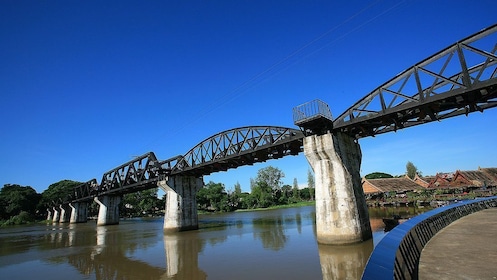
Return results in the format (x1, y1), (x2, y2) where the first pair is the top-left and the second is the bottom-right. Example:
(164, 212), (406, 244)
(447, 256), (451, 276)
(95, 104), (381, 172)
(304, 132), (371, 245)
(418, 208), (497, 279)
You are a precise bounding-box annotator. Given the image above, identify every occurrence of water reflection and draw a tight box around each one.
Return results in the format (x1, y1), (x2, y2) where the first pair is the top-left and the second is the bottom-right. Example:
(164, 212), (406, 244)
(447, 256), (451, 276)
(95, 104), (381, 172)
(0, 206), (429, 279)
(65, 224), (167, 279)
(163, 233), (206, 279)
(252, 217), (288, 250)
(318, 240), (373, 280)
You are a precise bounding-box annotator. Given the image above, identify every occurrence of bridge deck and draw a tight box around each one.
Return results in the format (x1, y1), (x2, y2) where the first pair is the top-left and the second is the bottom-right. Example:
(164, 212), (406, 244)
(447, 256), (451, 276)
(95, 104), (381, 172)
(418, 207), (497, 279)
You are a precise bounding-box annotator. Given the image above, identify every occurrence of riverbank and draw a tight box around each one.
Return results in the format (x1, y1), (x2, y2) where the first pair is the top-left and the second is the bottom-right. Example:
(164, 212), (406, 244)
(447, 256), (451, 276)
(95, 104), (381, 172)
(235, 201), (316, 212)
(197, 201), (316, 215)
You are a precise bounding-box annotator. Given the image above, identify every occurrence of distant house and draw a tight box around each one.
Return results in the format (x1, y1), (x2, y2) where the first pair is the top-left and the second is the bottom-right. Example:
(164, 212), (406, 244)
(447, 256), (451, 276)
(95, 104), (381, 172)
(412, 174), (431, 188)
(427, 173), (453, 189)
(362, 176), (425, 199)
(480, 167), (497, 185)
(427, 167), (497, 190)
(362, 167), (497, 200)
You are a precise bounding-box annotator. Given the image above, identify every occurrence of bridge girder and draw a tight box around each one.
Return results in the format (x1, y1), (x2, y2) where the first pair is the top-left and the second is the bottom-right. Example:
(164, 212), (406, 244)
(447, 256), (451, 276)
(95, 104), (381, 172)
(67, 24), (497, 205)
(333, 24), (497, 138)
(70, 178), (98, 203)
(161, 126), (304, 177)
(89, 152), (163, 198)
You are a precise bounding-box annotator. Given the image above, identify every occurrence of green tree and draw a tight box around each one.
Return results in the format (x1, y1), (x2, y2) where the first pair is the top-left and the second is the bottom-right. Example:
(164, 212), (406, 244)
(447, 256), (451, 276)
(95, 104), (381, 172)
(299, 187), (311, 200)
(251, 166), (285, 207)
(290, 178), (300, 203)
(279, 184), (292, 205)
(0, 184), (40, 220)
(39, 180), (81, 210)
(228, 181), (243, 209)
(239, 192), (256, 209)
(307, 169), (315, 201)
(250, 182), (273, 208)
(122, 188), (161, 216)
(250, 178), (255, 191)
(365, 172), (393, 179)
(196, 181), (227, 211)
(406, 161), (420, 179)
(256, 166), (284, 191)
(234, 181), (242, 195)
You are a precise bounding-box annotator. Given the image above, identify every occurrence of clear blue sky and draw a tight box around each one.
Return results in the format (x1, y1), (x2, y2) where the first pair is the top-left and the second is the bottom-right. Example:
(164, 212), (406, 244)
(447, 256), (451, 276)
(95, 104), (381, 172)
(1, 0), (496, 194)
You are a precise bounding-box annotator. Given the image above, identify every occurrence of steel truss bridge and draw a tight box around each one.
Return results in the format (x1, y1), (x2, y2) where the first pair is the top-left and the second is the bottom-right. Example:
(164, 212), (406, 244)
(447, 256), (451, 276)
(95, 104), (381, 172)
(69, 23), (497, 204)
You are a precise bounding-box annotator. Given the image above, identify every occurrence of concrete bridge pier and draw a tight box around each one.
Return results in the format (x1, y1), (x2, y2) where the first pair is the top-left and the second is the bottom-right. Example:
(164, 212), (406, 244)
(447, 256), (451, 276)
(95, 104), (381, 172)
(46, 208), (53, 221)
(69, 202), (88, 223)
(94, 195), (121, 226)
(59, 204), (71, 223)
(158, 176), (203, 232)
(304, 131), (372, 245)
(52, 207), (60, 223)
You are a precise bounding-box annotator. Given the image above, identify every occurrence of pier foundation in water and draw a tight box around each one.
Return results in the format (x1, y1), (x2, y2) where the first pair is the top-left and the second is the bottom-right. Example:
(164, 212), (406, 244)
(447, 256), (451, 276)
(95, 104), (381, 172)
(159, 176), (203, 232)
(94, 195), (121, 225)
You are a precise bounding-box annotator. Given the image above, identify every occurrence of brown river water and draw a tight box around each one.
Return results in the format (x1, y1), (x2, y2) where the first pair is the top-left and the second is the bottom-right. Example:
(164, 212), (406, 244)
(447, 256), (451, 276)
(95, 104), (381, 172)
(0, 205), (428, 280)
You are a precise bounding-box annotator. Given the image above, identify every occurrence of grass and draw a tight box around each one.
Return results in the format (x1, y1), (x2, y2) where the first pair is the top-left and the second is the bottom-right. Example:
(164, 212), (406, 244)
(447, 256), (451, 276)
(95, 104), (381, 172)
(234, 201), (315, 212)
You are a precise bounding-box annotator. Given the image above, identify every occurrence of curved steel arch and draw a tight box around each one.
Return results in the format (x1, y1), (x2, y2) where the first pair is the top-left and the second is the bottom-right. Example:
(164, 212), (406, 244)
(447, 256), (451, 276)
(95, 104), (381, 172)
(333, 24), (497, 138)
(164, 126), (304, 176)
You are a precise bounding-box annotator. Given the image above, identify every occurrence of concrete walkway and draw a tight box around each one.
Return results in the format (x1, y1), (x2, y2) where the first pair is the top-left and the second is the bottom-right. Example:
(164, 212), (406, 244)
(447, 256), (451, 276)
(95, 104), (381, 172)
(418, 208), (497, 280)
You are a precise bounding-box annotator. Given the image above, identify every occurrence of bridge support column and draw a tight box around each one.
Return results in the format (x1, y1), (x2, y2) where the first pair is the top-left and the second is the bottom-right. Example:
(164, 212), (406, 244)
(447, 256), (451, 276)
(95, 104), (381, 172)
(304, 131), (372, 245)
(94, 195), (121, 226)
(69, 202), (88, 223)
(52, 207), (60, 223)
(59, 204), (71, 223)
(46, 208), (53, 221)
(158, 176), (203, 232)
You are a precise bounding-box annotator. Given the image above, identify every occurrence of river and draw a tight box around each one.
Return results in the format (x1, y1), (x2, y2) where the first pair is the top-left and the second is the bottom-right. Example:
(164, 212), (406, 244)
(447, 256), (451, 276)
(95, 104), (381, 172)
(0, 205), (428, 280)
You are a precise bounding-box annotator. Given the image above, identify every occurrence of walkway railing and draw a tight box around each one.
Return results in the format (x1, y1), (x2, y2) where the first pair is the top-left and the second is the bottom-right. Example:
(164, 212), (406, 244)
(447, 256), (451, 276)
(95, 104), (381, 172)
(362, 196), (497, 279)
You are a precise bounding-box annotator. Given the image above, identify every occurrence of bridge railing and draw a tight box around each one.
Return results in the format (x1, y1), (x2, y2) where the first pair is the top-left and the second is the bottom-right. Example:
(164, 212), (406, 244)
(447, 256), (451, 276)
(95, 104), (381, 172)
(293, 99), (334, 135)
(362, 196), (497, 280)
(293, 99), (333, 125)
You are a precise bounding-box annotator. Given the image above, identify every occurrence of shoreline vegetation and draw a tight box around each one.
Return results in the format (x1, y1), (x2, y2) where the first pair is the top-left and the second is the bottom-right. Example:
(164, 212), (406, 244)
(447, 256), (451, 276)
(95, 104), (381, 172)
(3, 193), (494, 227)
(3, 164), (496, 227)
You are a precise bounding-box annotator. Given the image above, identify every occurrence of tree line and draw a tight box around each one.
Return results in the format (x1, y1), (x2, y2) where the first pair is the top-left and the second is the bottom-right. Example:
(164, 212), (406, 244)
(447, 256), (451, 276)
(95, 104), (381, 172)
(0, 166), (315, 226)
(197, 166), (315, 212)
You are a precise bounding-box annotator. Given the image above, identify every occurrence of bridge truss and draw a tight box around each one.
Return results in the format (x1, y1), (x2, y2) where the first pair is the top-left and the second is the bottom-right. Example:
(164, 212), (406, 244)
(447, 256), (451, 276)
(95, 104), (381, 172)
(333, 24), (497, 138)
(69, 153), (164, 201)
(68, 126), (303, 202)
(160, 126), (304, 176)
(65, 24), (497, 204)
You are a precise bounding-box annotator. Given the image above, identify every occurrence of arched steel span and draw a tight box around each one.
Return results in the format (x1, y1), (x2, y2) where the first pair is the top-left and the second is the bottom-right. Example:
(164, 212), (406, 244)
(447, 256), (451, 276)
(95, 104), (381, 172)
(160, 126), (304, 177)
(332, 24), (497, 138)
(68, 126), (303, 202)
(67, 24), (497, 203)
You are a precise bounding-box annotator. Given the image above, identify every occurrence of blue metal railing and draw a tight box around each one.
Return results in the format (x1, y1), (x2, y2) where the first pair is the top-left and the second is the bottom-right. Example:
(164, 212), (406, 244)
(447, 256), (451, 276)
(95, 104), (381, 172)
(362, 197), (497, 279)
